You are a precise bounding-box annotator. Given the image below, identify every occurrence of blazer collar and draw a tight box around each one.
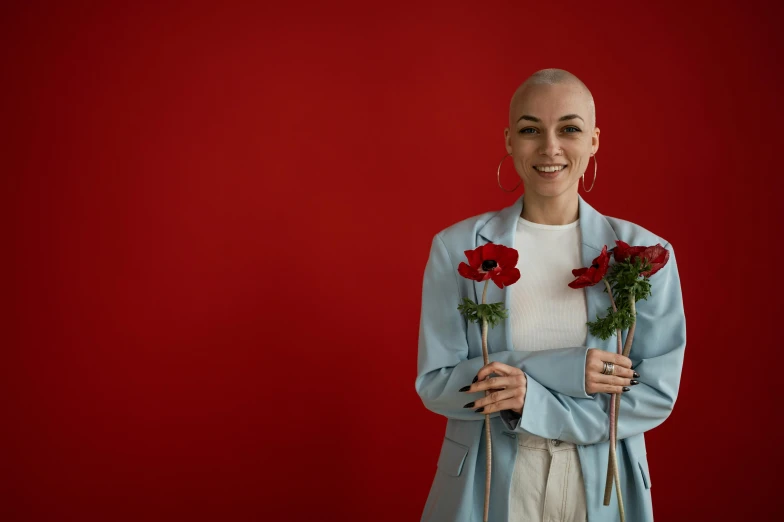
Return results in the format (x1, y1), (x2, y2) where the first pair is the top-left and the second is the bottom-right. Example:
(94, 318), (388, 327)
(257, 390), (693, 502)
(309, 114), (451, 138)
(473, 193), (619, 354)
(477, 193), (617, 254)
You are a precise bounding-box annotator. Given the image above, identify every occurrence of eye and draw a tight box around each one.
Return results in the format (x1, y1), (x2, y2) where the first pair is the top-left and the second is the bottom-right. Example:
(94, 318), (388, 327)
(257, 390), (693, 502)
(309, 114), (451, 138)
(518, 126), (581, 134)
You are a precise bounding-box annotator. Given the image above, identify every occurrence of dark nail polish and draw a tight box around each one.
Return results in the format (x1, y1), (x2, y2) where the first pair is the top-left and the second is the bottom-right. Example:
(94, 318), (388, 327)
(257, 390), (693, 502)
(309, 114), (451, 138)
(630, 380), (639, 385)
(463, 401), (475, 408)
(472, 375), (478, 383)
(633, 372), (640, 379)
(623, 386), (631, 392)
(475, 407), (485, 413)
(459, 385), (471, 392)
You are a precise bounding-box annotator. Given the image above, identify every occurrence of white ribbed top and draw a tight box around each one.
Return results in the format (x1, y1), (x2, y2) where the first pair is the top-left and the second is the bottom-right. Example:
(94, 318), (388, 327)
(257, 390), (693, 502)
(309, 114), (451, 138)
(509, 216), (588, 352)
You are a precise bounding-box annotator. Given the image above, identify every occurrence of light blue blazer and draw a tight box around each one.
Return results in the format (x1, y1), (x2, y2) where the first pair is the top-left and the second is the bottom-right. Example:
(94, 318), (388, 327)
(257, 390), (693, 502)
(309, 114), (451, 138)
(415, 193), (686, 522)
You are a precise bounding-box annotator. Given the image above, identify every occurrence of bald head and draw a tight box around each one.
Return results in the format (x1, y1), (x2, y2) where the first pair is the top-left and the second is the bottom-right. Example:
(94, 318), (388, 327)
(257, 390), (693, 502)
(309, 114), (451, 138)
(509, 68), (596, 129)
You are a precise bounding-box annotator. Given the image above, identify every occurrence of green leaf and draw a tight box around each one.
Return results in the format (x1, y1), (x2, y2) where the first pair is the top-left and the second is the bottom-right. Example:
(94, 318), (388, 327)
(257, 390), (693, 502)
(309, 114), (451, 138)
(458, 298), (509, 328)
(457, 297), (480, 324)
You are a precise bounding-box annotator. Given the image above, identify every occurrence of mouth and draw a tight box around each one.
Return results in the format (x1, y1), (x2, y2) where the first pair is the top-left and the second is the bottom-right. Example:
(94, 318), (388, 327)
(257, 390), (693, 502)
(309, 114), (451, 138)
(533, 164), (567, 179)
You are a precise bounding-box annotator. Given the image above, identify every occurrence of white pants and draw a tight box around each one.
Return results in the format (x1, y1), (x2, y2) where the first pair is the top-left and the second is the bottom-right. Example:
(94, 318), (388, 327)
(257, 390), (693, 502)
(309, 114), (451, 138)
(508, 432), (588, 522)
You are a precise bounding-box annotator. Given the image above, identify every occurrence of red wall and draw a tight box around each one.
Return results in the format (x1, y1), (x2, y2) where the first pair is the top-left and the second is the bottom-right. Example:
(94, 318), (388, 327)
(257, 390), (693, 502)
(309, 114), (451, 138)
(3, 1), (782, 520)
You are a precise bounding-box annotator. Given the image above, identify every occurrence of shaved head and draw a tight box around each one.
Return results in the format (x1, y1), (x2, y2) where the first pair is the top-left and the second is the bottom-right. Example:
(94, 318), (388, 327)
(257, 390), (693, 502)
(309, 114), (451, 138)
(503, 68), (601, 209)
(508, 68), (596, 129)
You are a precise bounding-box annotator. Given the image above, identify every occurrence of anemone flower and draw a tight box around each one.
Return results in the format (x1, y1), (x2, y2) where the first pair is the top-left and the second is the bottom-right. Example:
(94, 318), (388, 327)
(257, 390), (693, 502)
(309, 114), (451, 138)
(458, 242), (520, 288)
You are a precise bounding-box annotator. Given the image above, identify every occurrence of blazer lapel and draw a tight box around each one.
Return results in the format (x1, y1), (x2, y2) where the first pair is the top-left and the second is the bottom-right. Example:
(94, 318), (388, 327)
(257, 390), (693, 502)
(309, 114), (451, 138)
(578, 195), (623, 352)
(474, 193), (620, 355)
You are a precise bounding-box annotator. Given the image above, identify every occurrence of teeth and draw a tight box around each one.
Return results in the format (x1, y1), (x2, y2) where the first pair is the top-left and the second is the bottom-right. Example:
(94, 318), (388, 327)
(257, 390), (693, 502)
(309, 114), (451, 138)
(535, 165), (565, 173)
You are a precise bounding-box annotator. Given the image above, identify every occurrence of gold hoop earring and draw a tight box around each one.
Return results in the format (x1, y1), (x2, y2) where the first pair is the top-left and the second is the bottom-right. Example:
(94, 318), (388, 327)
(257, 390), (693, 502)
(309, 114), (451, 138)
(582, 154), (597, 192)
(497, 153), (522, 192)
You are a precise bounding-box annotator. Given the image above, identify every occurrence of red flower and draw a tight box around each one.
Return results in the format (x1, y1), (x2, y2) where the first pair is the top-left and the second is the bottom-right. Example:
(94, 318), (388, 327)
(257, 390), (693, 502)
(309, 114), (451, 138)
(568, 244), (611, 289)
(612, 240), (647, 263)
(612, 240), (670, 277)
(458, 243), (521, 289)
(637, 244), (669, 277)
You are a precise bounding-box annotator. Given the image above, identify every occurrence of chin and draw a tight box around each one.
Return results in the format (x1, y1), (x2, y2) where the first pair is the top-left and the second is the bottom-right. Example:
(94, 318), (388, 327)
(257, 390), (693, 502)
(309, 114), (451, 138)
(531, 183), (572, 198)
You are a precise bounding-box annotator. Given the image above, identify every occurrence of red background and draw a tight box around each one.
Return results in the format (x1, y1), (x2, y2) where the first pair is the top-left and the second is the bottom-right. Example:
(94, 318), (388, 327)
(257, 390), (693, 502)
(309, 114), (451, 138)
(4, 1), (782, 520)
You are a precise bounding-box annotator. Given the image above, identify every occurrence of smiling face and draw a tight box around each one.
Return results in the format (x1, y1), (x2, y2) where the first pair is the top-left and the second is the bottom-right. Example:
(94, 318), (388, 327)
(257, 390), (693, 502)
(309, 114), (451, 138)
(504, 82), (600, 199)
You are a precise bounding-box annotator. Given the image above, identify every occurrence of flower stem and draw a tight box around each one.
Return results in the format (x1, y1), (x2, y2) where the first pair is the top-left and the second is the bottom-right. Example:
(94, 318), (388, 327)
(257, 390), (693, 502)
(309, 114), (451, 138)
(601, 279), (624, 520)
(622, 296), (637, 358)
(614, 296), (637, 447)
(609, 293), (637, 522)
(481, 279), (492, 522)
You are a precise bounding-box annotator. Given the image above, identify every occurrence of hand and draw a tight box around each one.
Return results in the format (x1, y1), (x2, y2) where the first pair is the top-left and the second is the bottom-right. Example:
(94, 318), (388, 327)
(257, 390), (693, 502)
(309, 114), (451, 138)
(459, 361), (526, 416)
(585, 348), (639, 394)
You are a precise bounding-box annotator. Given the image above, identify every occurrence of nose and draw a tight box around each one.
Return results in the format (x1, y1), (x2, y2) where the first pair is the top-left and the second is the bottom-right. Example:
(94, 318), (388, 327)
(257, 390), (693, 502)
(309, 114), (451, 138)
(539, 132), (563, 157)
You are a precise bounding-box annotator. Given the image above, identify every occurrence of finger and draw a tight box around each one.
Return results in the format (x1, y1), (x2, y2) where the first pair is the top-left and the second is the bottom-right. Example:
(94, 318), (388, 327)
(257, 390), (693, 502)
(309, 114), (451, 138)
(476, 361), (523, 382)
(591, 374), (634, 387)
(586, 380), (631, 395)
(589, 348), (632, 369)
(591, 363), (635, 379)
(471, 388), (517, 410)
(604, 353), (633, 369)
(477, 373), (528, 392)
(461, 373), (525, 395)
(465, 375), (512, 394)
(590, 356), (634, 376)
(475, 396), (525, 415)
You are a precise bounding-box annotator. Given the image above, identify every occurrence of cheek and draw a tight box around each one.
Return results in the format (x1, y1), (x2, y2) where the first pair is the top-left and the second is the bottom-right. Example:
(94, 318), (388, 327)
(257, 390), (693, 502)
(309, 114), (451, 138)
(514, 143), (539, 160)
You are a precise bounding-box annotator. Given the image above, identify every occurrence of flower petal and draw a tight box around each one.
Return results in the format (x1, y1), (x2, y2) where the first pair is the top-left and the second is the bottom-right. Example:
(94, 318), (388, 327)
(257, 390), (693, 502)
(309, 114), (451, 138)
(458, 262), (485, 282)
(492, 267), (521, 288)
(639, 244), (670, 277)
(592, 245), (610, 279)
(494, 245), (519, 270)
(613, 240), (645, 262)
(568, 272), (593, 288)
(464, 247), (483, 269)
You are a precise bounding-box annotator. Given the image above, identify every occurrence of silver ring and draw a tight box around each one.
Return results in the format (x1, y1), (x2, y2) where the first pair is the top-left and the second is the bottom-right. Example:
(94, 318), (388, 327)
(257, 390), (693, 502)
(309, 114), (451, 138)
(601, 362), (615, 376)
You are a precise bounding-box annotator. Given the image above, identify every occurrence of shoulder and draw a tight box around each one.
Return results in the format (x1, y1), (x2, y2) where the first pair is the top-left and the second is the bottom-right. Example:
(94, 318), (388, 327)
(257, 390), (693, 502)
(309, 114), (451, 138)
(426, 204), (675, 259)
(603, 214), (672, 249)
(430, 208), (499, 257)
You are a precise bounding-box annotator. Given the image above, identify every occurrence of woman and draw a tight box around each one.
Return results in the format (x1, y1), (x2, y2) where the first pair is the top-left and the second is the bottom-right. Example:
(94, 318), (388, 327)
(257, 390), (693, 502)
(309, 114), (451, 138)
(415, 69), (686, 522)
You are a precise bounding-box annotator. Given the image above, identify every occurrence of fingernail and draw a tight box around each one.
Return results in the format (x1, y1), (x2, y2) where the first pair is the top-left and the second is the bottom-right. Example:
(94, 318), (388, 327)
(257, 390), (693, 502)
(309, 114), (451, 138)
(623, 386), (631, 392)
(630, 380), (639, 385)
(459, 385), (471, 392)
(475, 407), (485, 413)
(463, 401), (475, 408)
(633, 372), (640, 378)
(472, 375), (478, 383)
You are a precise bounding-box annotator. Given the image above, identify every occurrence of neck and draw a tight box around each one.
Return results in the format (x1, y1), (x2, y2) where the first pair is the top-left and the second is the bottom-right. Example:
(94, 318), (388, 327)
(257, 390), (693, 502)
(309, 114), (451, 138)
(520, 191), (579, 225)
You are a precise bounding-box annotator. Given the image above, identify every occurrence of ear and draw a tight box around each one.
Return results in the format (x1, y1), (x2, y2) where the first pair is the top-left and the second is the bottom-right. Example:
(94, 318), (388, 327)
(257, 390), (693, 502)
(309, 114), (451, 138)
(504, 127), (512, 154)
(591, 127), (600, 155)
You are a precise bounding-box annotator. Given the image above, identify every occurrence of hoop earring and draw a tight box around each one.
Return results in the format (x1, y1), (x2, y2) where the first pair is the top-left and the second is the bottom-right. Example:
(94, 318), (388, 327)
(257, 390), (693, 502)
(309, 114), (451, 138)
(497, 153), (522, 192)
(582, 154), (597, 192)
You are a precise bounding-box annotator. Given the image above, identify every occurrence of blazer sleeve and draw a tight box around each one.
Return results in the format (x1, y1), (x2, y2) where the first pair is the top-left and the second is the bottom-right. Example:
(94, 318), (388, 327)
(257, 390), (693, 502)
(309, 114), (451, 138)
(499, 241), (686, 445)
(415, 233), (595, 422)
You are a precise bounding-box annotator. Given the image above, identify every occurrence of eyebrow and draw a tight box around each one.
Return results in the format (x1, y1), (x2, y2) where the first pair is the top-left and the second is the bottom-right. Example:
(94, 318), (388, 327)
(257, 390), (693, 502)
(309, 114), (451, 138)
(517, 114), (584, 124)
